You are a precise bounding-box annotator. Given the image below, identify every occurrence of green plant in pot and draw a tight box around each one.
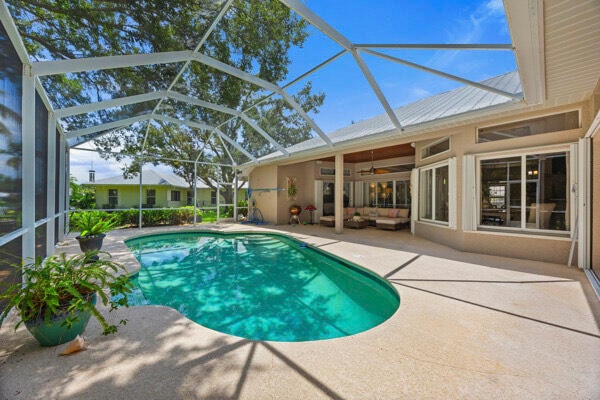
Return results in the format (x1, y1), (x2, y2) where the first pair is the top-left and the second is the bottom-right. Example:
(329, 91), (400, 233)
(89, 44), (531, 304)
(70, 211), (118, 253)
(0, 251), (132, 346)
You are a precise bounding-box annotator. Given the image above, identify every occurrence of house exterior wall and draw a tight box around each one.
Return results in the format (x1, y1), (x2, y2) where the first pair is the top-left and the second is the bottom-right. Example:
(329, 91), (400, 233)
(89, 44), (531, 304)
(248, 165), (278, 224)
(276, 161), (316, 225)
(413, 101), (590, 264)
(248, 97), (597, 264)
(92, 185), (226, 209)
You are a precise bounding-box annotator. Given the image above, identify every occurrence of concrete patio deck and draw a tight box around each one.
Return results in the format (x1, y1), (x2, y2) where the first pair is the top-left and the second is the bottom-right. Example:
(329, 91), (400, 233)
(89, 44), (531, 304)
(1, 223), (599, 399)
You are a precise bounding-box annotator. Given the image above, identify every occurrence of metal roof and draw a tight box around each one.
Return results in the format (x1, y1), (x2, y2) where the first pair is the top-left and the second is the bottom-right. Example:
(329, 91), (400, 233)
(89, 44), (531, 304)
(92, 169), (206, 188)
(257, 70), (522, 162)
(91, 169), (249, 189)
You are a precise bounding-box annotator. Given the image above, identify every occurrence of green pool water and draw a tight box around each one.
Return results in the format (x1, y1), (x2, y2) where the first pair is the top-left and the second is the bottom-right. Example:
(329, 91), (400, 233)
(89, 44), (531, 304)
(124, 232), (399, 342)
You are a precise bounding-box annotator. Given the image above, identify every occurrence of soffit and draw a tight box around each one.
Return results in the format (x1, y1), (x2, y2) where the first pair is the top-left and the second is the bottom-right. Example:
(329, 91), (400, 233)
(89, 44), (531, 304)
(317, 144), (414, 163)
(544, 0), (600, 104)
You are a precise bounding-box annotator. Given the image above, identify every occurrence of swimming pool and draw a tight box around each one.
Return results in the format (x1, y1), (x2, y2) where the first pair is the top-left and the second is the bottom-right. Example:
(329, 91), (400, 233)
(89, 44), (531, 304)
(125, 232), (399, 341)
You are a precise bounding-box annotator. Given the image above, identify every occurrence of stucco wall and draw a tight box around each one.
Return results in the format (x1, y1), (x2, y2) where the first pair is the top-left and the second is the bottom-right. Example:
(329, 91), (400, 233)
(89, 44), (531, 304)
(248, 165), (278, 224)
(276, 161), (316, 225)
(248, 98), (594, 264)
(412, 102), (588, 264)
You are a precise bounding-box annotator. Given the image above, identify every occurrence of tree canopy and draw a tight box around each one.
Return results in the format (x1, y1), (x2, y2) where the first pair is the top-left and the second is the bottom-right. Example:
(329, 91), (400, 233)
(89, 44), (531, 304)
(9, 0), (325, 202)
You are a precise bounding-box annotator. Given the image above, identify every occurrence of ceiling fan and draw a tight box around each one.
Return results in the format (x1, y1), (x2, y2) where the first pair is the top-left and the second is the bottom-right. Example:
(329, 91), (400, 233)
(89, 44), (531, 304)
(358, 150), (390, 175)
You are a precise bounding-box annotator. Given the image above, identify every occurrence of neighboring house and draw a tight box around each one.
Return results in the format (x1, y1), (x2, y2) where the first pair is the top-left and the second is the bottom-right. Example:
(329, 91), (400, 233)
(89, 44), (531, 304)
(88, 169), (247, 209)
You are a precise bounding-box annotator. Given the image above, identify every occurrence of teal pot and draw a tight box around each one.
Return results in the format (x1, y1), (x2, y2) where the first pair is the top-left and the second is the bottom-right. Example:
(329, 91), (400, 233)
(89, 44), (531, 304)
(24, 294), (96, 346)
(76, 234), (106, 253)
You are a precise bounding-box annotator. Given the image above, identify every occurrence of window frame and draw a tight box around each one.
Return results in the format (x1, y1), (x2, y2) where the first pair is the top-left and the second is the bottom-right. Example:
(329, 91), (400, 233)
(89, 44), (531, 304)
(476, 109), (581, 143)
(475, 144), (574, 235)
(420, 137), (451, 160)
(418, 159), (454, 226)
(146, 188), (156, 206)
(108, 189), (118, 208)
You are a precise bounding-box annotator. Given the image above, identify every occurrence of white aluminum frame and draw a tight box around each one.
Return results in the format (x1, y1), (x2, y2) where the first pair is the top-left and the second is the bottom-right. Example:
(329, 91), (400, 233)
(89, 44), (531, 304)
(474, 144), (575, 236)
(0, 0), (527, 265)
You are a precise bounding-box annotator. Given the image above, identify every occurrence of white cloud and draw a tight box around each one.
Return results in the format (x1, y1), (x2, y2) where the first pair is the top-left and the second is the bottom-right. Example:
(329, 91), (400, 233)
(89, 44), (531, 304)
(69, 149), (125, 183)
(410, 87), (432, 99)
(428, 0), (508, 71)
(485, 0), (504, 14)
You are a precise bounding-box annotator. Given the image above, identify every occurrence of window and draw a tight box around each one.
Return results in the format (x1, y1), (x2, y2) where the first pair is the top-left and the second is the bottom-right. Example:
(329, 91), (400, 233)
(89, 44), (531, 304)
(210, 190), (216, 205)
(362, 179), (411, 208)
(478, 111), (579, 143)
(146, 189), (156, 206)
(421, 137), (450, 159)
(395, 180), (411, 208)
(171, 190), (181, 202)
(479, 151), (569, 232)
(187, 191), (193, 206)
(108, 189), (118, 208)
(377, 181), (393, 208)
(419, 164), (449, 223)
(320, 167), (351, 177)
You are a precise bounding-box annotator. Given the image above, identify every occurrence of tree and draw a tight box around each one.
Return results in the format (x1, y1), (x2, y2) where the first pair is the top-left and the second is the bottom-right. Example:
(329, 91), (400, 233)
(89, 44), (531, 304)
(69, 176), (96, 210)
(9, 0), (325, 205)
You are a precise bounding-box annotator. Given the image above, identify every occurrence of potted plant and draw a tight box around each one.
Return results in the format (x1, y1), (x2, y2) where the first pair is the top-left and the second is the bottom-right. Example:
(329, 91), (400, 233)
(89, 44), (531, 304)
(0, 251), (132, 346)
(70, 210), (118, 253)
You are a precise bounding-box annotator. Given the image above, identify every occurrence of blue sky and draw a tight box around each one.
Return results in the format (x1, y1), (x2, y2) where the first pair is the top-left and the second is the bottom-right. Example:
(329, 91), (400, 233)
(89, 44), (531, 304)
(285, 0), (515, 132)
(71, 0), (516, 183)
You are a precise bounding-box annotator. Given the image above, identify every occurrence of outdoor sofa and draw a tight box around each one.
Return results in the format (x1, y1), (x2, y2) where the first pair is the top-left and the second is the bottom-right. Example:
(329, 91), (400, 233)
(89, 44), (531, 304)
(320, 207), (410, 230)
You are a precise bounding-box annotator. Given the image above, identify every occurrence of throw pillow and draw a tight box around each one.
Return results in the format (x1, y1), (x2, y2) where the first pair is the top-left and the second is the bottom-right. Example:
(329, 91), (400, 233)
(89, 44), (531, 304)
(397, 208), (409, 218)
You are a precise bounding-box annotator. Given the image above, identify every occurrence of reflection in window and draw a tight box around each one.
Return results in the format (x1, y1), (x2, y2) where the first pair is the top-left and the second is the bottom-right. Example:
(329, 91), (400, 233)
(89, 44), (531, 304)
(419, 169), (433, 220)
(0, 24), (23, 237)
(377, 181), (393, 208)
(361, 179), (410, 208)
(480, 157), (521, 227)
(421, 137), (450, 159)
(395, 180), (411, 208)
(435, 166), (448, 222)
(419, 164), (448, 224)
(478, 111), (579, 143)
(322, 181), (349, 215)
(480, 152), (568, 231)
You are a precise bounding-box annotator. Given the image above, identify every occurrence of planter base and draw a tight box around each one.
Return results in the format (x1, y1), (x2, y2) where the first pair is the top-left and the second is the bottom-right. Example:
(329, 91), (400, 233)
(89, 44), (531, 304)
(76, 234), (106, 253)
(24, 294), (96, 346)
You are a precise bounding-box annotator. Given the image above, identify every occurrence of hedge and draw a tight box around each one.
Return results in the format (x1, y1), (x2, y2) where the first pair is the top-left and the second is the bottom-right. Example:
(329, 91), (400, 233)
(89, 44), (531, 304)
(70, 207), (227, 228)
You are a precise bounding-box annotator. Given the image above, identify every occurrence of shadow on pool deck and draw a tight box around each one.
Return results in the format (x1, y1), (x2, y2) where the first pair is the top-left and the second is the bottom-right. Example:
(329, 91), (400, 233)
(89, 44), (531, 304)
(1, 223), (599, 399)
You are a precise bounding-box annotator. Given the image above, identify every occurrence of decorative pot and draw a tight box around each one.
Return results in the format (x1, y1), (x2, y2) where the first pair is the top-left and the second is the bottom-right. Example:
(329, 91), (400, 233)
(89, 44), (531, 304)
(24, 294), (96, 346)
(76, 234), (106, 253)
(289, 205), (302, 215)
